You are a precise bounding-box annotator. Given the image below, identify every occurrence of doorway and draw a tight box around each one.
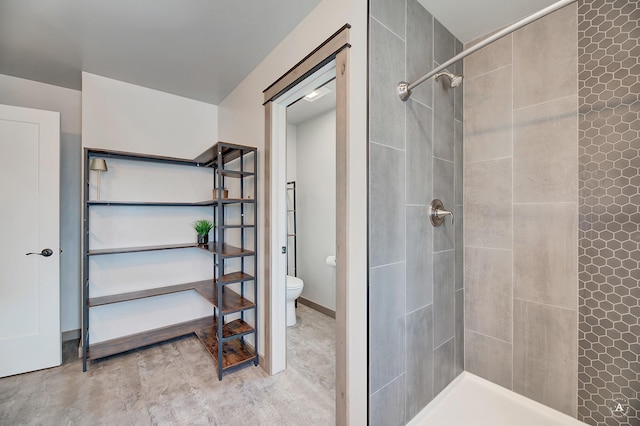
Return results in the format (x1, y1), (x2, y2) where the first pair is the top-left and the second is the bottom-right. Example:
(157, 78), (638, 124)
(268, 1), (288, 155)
(263, 25), (351, 424)
(267, 61), (336, 372)
(286, 78), (337, 318)
(284, 71), (338, 410)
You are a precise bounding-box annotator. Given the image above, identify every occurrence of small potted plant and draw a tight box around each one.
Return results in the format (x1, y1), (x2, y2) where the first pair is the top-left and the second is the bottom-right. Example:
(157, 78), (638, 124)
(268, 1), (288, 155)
(193, 219), (214, 246)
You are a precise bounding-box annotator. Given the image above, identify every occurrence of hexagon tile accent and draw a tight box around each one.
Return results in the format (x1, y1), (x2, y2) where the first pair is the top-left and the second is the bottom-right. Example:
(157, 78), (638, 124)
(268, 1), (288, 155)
(578, 0), (640, 425)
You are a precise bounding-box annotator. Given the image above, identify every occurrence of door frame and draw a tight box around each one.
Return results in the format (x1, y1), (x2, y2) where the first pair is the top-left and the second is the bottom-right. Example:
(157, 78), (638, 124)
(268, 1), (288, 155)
(264, 60), (337, 376)
(263, 24), (351, 424)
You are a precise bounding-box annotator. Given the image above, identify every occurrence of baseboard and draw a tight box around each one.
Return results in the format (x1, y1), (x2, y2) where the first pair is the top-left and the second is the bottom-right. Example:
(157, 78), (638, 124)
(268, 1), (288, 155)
(298, 297), (335, 319)
(62, 329), (80, 342)
(244, 341), (266, 370)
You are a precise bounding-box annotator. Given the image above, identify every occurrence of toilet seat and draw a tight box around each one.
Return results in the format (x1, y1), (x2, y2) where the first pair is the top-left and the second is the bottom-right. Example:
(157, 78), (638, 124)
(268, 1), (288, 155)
(286, 275), (304, 290)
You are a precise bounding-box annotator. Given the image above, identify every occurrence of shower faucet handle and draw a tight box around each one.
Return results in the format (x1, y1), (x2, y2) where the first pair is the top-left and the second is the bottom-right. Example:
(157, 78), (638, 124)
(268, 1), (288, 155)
(429, 199), (454, 227)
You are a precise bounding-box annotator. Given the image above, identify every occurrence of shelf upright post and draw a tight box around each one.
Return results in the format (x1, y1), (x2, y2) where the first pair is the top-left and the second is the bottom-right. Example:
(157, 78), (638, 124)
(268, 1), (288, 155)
(253, 148), (259, 366)
(216, 144), (224, 381)
(82, 149), (90, 371)
(240, 148), (245, 318)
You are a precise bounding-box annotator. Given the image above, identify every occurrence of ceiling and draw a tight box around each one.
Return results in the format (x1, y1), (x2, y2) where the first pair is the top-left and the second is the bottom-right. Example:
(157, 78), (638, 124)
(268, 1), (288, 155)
(0, 0), (558, 105)
(287, 80), (336, 125)
(0, 0), (322, 104)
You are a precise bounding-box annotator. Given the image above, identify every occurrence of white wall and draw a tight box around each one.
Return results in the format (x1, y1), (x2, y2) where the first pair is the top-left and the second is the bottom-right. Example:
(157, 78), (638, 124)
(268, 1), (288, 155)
(82, 73), (219, 342)
(217, 0), (368, 422)
(295, 109), (336, 311)
(286, 124), (297, 182)
(0, 73), (82, 335)
(82, 73), (218, 157)
(0, 72), (220, 338)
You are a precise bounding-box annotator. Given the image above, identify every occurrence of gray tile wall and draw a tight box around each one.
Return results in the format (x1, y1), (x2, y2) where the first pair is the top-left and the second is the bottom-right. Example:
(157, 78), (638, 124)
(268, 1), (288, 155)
(369, 1), (637, 423)
(578, 1), (640, 425)
(463, 3), (580, 417)
(368, 0), (463, 423)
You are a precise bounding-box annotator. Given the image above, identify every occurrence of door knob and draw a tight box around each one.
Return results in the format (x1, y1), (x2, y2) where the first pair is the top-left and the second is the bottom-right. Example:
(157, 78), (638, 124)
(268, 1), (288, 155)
(25, 248), (54, 257)
(429, 199), (454, 227)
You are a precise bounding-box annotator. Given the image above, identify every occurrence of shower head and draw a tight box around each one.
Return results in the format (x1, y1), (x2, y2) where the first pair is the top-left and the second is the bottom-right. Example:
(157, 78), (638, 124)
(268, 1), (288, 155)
(435, 71), (463, 88)
(398, 70), (463, 101)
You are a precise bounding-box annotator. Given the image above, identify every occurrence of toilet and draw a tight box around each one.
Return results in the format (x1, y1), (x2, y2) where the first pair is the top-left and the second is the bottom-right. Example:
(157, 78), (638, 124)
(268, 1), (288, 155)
(286, 275), (304, 326)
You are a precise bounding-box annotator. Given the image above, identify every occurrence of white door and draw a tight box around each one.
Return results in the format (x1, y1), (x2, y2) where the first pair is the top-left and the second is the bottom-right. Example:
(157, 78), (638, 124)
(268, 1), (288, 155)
(0, 104), (61, 377)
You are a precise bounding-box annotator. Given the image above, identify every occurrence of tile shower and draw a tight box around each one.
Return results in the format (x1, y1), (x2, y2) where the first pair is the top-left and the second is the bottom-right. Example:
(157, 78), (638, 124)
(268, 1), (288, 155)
(368, 0), (463, 423)
(368, 0), (639, 425)
(578, 1), (640, 424)
(463, 3), (579, 416)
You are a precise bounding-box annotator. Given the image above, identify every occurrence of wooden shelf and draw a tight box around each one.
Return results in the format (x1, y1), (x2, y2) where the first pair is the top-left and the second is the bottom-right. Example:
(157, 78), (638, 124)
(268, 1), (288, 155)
(209, 319), (255, 341)
(87, 148), (199, 167)
(219, 224), (255, 229)
(197, 243), (255, 258)
(88, 276), (249, 306)
(87, 243), (198, 256)
(87, 200), (216, 207)
(89, 143), (256, 170)
(193, 141), (257, 167)
(196, 326), (257, 370)
(216, 198), (255, 204)
(87, 199), (254, 207)
(88, 279), (214, 307)
(195, 286), (255, 315)
(88, 316), (213, 360)
(219, 272), (254, 286)
(217, 170), (255, 178)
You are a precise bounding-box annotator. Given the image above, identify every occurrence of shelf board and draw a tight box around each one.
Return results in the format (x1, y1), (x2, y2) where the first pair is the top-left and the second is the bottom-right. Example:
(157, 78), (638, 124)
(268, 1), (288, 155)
(197, 243), (255, 258)
(88, 316), (213, 360)
(87, 198), (253, 207)
(207, 319), (255, 341)
(219, 224), (255, 229)
(88, 276), (250, 307)
(193, 141), (257, 167)
(217, 170), (255, 178)
(88, 243), (198, 256)
(216, 198), (255, 204)
(220, 271), (254, 285)
(87, 148), (200, 167)
(89, 279), (214, 307)
(87, 200), (215, 207)
(195, 286), (255, 315)
(88, 143), (255, 169)
(196, 326), (257, 370)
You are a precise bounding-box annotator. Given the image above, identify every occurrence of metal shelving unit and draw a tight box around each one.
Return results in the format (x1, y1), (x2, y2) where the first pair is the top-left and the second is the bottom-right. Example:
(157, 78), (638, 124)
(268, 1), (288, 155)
(81, 143), (258, 379)
(286, 181), (297, 277)
(193, 141), (259, 380)
(82, 148), (217, 371)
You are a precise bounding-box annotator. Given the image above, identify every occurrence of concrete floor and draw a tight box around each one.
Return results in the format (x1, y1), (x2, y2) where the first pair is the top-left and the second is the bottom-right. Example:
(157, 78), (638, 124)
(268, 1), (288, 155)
(0, 304), (335, 425)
